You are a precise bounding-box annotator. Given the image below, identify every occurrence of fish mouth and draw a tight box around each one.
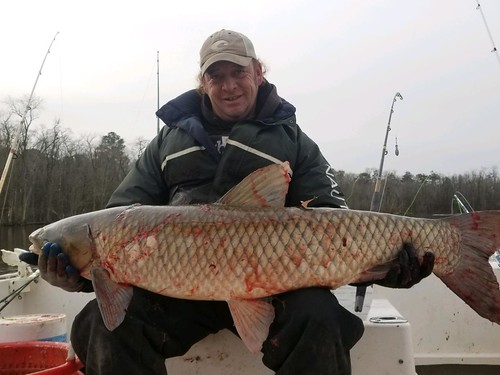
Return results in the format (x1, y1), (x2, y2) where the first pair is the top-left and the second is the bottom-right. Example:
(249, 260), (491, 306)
(28, 228), (45, 254)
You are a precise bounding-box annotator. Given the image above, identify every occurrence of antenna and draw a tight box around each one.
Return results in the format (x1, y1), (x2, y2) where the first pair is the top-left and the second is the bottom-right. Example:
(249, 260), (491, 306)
(0, 32), (59, 198)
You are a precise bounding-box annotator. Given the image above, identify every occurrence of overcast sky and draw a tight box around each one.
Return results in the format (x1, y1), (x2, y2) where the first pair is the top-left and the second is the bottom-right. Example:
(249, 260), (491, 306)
(1, 0), (499, 176)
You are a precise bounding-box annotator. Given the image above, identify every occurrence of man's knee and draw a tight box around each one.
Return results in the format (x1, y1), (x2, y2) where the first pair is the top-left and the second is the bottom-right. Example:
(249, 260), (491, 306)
(277, 288), (364, 345)
(262, 288), (364, 373)
(70, 299), (100, 350)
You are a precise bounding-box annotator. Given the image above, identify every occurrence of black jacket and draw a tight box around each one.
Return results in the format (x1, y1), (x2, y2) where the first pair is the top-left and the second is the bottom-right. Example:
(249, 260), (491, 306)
(107, 81), (346, 209)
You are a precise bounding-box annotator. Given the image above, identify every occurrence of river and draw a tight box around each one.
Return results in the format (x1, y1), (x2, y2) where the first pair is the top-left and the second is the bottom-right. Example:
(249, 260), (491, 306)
(0, 225), (39, 274)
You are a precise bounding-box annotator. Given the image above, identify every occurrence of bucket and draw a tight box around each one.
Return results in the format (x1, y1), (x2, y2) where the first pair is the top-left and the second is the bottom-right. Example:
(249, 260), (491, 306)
(0, 341), (83, 374)
(0, 314), (67, 343)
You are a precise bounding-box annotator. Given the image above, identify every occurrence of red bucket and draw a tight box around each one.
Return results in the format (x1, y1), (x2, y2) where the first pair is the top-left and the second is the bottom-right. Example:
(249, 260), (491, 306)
(0, 341), (83, 375)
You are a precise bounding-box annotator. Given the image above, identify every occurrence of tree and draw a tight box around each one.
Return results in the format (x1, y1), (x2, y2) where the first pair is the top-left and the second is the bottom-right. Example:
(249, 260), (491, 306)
(130, 136), (149, 161)
(0, 96), (42, 224)
(93, 132), (130, 209)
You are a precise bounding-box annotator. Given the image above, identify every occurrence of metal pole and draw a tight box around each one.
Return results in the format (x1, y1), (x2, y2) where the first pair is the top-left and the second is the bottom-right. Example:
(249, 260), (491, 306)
(355, 92), (403, 312)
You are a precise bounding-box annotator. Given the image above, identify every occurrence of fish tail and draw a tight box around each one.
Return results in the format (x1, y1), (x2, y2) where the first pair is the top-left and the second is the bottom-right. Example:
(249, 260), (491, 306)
(437, 211), (500, 324)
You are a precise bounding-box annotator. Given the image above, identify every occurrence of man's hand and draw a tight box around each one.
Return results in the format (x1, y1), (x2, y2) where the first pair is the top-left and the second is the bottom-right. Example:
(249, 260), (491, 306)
(19, 242), (92, 292)
(375, 243), (435, 289)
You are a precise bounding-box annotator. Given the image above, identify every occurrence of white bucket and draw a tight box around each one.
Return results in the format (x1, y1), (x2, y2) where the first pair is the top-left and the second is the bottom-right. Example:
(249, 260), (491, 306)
(0, 313), (67, 343)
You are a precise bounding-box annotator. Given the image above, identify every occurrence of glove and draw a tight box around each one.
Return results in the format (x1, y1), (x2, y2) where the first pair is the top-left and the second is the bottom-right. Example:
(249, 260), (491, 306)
(19, 242), (93, 292)
(375, 243), (435, 289)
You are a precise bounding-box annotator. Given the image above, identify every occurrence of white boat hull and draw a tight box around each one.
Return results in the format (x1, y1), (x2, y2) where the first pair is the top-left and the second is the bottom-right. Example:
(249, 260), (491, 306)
(374, 261), (500, 366)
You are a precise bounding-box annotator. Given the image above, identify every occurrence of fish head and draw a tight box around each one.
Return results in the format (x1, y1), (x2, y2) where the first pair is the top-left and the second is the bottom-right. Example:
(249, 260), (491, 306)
(28, 227), (47, 253)
(29, 216), (95, 271)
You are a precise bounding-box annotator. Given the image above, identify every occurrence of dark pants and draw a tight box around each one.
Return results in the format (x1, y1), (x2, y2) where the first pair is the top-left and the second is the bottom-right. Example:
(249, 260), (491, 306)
(71, 287), (364, 374)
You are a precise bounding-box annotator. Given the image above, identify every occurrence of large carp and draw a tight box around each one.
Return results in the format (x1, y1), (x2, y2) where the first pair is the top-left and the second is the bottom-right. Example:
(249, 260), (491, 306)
(28, 162), (500, 352)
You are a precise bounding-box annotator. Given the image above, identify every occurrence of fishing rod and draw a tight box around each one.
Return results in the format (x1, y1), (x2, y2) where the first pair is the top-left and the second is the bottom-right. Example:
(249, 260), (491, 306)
(355, 92), (403, 313)
(475, 1), (500, 68)
(0, 31), (59, 198)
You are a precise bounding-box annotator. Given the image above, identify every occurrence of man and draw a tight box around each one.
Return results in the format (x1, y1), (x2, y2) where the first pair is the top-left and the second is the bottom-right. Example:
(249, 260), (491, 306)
(35, 29), (434, 374)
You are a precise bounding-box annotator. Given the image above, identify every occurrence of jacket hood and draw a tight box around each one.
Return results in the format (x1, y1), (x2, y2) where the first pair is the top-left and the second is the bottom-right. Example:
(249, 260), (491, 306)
(156, 90), (203, 128)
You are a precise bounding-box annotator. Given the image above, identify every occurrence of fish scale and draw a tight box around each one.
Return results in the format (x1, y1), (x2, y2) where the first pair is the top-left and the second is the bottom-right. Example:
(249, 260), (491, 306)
(92, 205), (458, 300)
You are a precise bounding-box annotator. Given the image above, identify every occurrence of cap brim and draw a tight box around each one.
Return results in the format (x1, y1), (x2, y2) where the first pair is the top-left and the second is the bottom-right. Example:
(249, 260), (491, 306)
(201, 53), (253, 75)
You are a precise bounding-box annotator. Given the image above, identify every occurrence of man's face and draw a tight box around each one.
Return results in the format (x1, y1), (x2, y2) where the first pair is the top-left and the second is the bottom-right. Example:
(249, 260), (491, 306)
(202, 60), (263, 122)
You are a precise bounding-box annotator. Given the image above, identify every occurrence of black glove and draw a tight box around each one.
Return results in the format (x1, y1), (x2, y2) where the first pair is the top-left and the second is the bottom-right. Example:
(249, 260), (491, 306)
(375, 243), (435, 289)
(18, 251), (40, 266)
(19, 242), (93, 292)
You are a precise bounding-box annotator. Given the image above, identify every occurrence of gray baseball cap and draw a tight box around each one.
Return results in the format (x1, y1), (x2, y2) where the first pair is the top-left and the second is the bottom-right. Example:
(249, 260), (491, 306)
(200, 29), (257, 75)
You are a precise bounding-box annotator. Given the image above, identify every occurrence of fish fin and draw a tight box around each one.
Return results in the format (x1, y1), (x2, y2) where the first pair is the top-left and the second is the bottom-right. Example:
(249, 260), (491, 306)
(91, 267), (134, 330)
(218, 162), (291, 207)
(437, 211), (500, 324)
(300, 197), (318, 209)
(354, 263), (395, 284)
(227, 299), (275, 353)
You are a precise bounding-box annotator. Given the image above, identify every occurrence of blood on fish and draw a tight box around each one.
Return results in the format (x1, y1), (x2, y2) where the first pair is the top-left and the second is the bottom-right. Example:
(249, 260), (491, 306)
(244, 277), (254, 292)
(102, 261), (116, 274)
(132, 230), (149, 243)
(291, 254), (302, 266)
(298, 243), (307, 254)
(190, 226), (203, 236)
(433, 256), (448, 266)
(243, 277), (276, 295)
(250, 183), (267, 206)
(471, 212), (481, 230)
(209, 264), (219, 275)
(401, 228), (413, 242)
(218, 236), (228, 248)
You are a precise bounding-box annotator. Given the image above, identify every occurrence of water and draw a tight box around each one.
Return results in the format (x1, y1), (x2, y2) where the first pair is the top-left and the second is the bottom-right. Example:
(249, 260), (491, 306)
(0, 225), (39, 274)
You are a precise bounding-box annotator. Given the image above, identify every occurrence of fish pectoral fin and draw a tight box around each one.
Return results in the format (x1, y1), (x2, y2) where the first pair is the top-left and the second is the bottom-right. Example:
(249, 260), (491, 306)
(227, 299), (275, 353)
(218, 162), (291, 207)
(91, 267), (133, 331)
(355, 263), (394, 284)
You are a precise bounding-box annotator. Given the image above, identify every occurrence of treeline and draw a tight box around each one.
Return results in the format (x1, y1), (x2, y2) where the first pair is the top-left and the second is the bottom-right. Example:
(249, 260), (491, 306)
(0, 128), (135, 225)
(1, 97), (499, 225)
(335, 168), (500, 217)
(0, 96), (146, 225)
